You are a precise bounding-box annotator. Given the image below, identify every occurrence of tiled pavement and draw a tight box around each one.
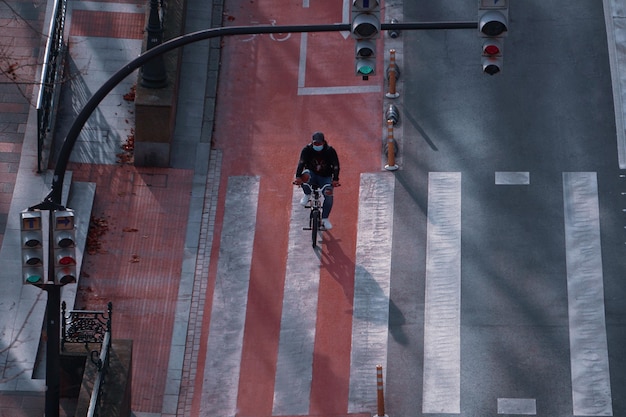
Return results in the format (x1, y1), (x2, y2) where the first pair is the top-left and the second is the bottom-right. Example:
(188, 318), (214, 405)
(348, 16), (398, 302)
(0, 0), (222, 416)
(0, 0), (44, 250)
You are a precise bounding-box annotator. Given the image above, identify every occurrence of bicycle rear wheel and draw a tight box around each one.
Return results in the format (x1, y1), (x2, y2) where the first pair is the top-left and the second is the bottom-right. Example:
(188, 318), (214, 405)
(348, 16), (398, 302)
(311, 209), (320, 248)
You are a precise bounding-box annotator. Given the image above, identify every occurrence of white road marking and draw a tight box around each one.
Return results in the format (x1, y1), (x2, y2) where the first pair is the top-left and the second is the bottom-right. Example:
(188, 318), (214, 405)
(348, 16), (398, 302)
(422, 172), (462, 414)
(497, 398), (537, 415)
(563, 172), (613, 416)
(199, 176), (259, 416)
(272, 187), (323, 415)
(495, 171), (530, 185)
(348, 173), (395, 412)
(297, 33), (381, 96)
(341, 0), (351, 39)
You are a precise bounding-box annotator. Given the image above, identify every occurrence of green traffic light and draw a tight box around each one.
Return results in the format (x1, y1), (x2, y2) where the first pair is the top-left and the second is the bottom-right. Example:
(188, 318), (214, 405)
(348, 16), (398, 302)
(358, 66), (374, 75)
(26, 274), (42, 284)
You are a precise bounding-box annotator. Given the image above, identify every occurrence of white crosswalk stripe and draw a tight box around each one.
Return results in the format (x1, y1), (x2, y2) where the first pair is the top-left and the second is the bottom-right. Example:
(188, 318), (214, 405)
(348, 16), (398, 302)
(199, 176), (260, 416)
(422, 172), (462, 414)
(273, 187), (323, 415)
(563, 172), (613, 416)
(348, 173), (395, 413)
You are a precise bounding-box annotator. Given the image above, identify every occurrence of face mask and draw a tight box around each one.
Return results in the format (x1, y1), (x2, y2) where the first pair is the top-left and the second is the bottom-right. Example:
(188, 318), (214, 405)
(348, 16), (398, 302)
(313, 144), (324, 151)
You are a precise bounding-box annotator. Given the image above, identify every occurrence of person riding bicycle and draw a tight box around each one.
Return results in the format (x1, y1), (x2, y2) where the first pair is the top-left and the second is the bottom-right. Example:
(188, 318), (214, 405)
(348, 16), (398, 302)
(294, 132), (340, 230)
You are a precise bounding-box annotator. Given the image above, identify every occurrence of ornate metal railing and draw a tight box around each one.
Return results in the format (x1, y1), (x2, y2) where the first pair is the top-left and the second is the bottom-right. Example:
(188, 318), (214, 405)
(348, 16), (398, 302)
(61, 302), (111, 351)
(36, 0), (67, 173)
(61, 302), (112, 417)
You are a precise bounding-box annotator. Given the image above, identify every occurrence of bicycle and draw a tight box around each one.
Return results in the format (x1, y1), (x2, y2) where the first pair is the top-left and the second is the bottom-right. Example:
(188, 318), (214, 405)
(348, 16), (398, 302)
(294, 182), (334, 248)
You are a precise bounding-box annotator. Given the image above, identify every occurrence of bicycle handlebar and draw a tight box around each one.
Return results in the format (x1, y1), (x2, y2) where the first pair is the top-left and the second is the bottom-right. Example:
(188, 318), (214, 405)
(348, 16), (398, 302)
(292, 181), (340, 188)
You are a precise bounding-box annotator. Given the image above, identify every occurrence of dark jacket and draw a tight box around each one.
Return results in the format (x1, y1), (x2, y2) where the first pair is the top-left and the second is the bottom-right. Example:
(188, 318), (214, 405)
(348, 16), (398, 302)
(295, 143), (340, 181)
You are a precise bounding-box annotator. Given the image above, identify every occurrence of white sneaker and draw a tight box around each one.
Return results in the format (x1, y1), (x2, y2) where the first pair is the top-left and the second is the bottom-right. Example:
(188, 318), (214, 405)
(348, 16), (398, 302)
(300, 194), (310, 206)
(322, 218), (332, 230)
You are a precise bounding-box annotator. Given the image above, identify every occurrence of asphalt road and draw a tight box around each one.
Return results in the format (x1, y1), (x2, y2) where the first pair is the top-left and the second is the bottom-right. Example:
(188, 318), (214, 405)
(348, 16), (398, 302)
(386, 1), (626, 416)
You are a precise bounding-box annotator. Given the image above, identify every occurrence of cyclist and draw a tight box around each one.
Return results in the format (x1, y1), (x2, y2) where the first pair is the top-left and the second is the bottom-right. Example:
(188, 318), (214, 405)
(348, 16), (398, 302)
(293, 132), (340, 230)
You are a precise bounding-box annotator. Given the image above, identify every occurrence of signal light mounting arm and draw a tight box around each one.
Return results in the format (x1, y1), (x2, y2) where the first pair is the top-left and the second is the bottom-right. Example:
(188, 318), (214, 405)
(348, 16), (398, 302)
(41, 20), (476, 208)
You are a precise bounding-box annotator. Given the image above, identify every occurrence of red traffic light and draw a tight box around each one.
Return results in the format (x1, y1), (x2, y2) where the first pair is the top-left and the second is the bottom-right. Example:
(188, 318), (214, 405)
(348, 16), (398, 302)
(483, 44), (500, 55)
(478, 7), (507, 76)
(58, 255), (76, 266)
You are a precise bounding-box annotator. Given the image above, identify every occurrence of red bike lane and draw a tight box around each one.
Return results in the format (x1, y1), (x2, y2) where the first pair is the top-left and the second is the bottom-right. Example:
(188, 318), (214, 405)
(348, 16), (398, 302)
(194, 0), (384, 415)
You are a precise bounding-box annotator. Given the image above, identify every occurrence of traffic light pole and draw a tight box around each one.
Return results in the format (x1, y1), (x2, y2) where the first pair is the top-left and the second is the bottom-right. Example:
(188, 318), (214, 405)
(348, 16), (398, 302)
(41, 21), (475, 208)
(29, 20), (476, 417)
(44, 280), (61, 417)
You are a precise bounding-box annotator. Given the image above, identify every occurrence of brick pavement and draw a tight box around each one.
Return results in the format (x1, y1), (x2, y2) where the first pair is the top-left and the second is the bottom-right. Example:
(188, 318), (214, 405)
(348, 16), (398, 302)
(0, 0), (45, 250)
(0, 0), (202, 415)
(1, 0), (221, 413)
(70, 163), (193, 414)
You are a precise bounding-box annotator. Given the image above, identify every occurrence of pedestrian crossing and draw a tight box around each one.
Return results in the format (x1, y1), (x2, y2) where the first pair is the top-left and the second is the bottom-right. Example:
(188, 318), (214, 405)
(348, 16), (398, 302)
(200, 176), (260, 415)
(422, 172), (462, 414)
(348, 173), (395, 413)
(272, 187), (325, 415)
(193, 171), (613, 417)
(562, 172), (612, 416)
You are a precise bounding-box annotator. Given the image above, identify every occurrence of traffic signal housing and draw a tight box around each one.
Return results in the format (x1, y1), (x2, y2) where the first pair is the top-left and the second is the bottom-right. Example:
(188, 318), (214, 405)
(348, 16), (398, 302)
(351, 0), (380, 79)
(21, 211), (44, 285)
(355, 40), (376, 77)
(53, 210), (77, 285)
(481, 38), (503, 75)
(478, 2), (508, 75)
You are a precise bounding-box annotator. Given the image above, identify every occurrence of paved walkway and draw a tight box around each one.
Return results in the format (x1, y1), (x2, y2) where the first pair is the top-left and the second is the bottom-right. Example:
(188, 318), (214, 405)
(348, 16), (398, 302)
(0, 0), (43, 251)
(0, 0), (221, 415)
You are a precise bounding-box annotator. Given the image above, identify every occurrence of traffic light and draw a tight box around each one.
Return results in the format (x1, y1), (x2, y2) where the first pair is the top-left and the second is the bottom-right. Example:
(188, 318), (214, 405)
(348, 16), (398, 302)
(478, 0), (508, 75)
(53, 210), (77, 285)
(355, 40), (376, 77)
(20, 211), (44, 285)
(351, 0), (380, 78)
(481, 38), (503, 75)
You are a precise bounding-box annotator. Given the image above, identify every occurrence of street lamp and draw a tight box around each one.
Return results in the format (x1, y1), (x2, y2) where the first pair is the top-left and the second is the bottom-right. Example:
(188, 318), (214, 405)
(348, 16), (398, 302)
(141, 0), (167, 88)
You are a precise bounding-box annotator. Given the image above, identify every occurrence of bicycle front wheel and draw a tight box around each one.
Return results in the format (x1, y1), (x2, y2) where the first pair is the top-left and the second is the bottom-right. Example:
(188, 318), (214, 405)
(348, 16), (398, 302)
(311, 209), (320, 248)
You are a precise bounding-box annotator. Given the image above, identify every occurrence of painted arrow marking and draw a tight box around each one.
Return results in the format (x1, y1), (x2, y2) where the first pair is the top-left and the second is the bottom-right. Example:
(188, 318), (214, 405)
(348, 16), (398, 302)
(341, 0), (350, 39)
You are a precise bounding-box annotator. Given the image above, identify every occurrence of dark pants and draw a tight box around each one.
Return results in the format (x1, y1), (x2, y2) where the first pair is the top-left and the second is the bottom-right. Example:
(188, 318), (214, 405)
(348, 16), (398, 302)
(301, 171), (333, 219)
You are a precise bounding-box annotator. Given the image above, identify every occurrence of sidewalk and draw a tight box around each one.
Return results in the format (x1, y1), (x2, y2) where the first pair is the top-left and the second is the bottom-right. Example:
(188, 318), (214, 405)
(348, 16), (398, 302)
(0, 0), (43, 255)
(0, 0), (222, 416)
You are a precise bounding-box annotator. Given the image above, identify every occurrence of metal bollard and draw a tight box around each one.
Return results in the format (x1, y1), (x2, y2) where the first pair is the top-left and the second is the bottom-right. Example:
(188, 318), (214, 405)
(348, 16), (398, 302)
(386, 49), (400, 99)
(385, 104), (400, 125)
(387, 18), (401, 39)
(384, 120), (399, 171)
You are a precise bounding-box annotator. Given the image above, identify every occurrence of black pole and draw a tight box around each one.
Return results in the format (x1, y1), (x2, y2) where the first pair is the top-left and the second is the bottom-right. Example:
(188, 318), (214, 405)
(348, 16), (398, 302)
(45, 210), (60, 417)
(141, 0), (167, 88)
(44, 285), (61, 417)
